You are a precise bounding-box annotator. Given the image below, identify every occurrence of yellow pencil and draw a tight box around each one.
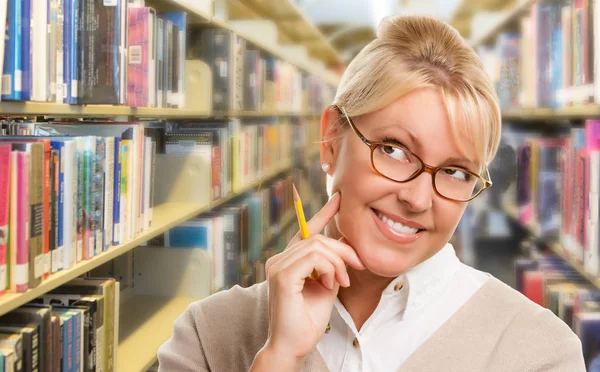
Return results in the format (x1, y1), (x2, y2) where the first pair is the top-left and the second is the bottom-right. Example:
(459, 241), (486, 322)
(292, 183), (319, 280)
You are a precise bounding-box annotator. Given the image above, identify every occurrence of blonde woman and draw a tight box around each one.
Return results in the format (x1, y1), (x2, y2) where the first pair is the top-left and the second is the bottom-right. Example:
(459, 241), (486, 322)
(158, 15), (585, 371)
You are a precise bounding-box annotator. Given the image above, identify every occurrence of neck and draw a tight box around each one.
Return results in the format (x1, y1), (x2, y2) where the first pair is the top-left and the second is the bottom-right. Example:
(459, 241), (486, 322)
(326, 222), (395, 331)
(337, 268), (394, 331)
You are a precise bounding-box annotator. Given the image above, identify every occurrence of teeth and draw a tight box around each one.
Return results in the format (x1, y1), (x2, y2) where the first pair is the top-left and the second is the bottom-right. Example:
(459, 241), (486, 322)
(377, 212), (419, 234)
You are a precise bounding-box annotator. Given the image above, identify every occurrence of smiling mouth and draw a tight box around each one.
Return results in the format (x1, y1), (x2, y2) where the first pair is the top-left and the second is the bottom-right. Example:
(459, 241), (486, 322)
(372, 208), (425, 235)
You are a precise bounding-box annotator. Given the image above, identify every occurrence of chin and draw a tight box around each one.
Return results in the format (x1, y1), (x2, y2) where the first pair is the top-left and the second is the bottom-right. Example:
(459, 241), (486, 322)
(337, 207), (442, 277)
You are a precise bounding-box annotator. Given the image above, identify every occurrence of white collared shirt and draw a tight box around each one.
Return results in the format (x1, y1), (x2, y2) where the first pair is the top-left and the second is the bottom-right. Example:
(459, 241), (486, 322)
(316, 243), (489, 371)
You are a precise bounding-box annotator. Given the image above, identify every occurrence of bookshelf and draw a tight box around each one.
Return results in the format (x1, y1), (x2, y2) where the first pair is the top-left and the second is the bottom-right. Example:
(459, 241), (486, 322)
(502, 106), (600, 121)
(468, 0), (532, 48)
(0, 102), (211, 118)
(0, 202), (207, 316)
(0, 0), (338, 370)
(118, 295), (200, 372)
(502, 205), (600, 291)
(0, 160), (296, 317)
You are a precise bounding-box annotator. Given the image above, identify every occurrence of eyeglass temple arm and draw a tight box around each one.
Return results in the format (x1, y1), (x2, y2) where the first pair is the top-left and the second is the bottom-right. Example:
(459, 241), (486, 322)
(338, 106), (373, 147)
(484, 167), (492, 187)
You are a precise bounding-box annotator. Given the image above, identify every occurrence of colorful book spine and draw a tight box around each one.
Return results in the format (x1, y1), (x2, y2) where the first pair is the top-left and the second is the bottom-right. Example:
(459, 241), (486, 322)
(93, 137), (105, 255)
(20, 0), (31, 100)
(82, 137), (93, 260)
(64, 0), (80, 104)
(63, 140), (77, 270)
(50, 141), (65, 272)
(0, 146), (10, 295)
(127, 7), (150, 107)
(104, 138), (115, 251)
(1, 0), (22, 100)
(585, 120), (600, 276)
(76, 138), (84, 263)
(11, 151), (29, 293)
(113, 138), (121, 246)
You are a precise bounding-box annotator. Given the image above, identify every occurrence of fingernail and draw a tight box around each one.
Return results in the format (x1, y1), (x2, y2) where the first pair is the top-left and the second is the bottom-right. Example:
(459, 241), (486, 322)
(344, 272), (350, 287)
(328, 192), (340, 202)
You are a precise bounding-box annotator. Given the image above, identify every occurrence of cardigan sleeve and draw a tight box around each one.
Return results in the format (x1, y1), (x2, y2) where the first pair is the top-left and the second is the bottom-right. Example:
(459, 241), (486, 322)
(157, 303), (211, 372)
(526, 309), (586, 372)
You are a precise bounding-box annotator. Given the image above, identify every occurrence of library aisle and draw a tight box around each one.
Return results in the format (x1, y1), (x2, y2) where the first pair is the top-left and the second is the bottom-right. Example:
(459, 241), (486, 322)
(0, 0), (600, 371)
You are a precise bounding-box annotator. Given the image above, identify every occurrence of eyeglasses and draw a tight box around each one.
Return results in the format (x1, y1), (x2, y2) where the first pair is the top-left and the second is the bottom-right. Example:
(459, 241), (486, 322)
(337, 106), (492, 202)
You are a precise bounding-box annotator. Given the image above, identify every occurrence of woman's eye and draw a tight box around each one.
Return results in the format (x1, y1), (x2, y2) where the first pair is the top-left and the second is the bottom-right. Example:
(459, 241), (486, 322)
(444, 168), (470, 181)
(382, 145), (409, 161)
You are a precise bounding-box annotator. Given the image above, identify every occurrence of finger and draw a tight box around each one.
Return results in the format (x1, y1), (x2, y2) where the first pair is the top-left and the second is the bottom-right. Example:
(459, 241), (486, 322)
(275, 251), (338, 291)
(276, 239), (350, 287)
(289, 192), (340, 245)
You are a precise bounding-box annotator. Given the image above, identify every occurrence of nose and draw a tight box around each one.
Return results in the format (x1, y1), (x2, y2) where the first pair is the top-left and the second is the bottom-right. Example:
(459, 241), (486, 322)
(396, 172), (434, 212)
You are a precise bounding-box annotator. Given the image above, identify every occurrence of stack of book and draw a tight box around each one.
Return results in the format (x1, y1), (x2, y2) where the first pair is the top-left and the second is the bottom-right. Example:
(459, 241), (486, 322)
(141, 174), (296, 292)
(0, 277), (119, 372)
(0, 0), (187, 108)
(190, 28), (335, 113)
(0, 121), (157, 294)
(516, 253), (600, 370)
(476, 0), (597, 110)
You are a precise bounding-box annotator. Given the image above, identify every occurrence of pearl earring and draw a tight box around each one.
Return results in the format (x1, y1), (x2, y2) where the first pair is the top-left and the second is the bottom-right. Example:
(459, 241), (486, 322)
(321, 163), (330, 173)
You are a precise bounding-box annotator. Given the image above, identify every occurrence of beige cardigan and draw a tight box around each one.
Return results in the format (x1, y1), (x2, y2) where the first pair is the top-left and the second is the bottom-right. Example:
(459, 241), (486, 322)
(157, 275), (586, 371)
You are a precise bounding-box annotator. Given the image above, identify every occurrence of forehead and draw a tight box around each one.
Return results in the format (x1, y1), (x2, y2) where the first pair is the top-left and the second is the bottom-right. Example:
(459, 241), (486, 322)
(356, 88), (478, 166)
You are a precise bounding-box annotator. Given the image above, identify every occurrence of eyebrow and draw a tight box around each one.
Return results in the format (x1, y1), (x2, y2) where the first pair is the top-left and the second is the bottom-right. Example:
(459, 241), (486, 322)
(373, 122), (478, 169)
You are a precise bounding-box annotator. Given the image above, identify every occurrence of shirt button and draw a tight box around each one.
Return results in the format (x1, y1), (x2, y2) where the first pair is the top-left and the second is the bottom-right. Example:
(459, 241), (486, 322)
(394, 282), (404, 291)
(353, 337), (360, 348)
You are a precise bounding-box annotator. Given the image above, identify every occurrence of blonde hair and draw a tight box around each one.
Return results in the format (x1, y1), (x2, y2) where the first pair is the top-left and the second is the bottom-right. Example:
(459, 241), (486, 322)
(331, 14), (501, 170)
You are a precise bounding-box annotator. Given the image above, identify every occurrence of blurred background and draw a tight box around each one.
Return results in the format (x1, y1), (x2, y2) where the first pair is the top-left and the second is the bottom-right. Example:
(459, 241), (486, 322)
(1, 0), (600, 370)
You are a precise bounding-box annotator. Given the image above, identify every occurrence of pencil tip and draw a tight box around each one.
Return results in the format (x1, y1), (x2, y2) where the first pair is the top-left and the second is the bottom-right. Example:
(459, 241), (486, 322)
(292, 183), (300, 202)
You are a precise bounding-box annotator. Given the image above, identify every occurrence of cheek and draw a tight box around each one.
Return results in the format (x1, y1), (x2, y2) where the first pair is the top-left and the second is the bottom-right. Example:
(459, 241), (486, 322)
(433, 200), (466, 237)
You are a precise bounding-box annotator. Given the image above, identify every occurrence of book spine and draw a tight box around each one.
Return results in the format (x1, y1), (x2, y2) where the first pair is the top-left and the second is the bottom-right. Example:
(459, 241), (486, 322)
(50, 148), (60, 273)
(50, 144), (63, 273)
(48, 0), (57, 102)
(16, 151), (30, 293)
(69, 0), (79, 103)
(75, 139), (84, 263)
(126, 7), (149, 107)
(143, 137), (151, 230)
(103, 138), (114, 251)
(0, 146), (10, 295)
(120, 141), (129, 242)
(112, 138), (120, 246)
(29, 144), (44, 288)
(55, 0), (64, 102)
(63, 141), (76, 270)
(31, 0), (49, 101)
(20, 0), (31, 100)
(1, 0), (22, 100)
(82, 138), (93, 260)
(42, 143), (51, 279)
(93, 137), (105, 255)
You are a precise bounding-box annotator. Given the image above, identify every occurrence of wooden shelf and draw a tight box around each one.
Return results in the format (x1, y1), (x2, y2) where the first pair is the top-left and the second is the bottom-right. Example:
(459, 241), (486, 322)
(213, 110), (322, 118)
(469, 0), (532, 48)
(226, 0), (343, 67)
(0, 161), (295, 316)
(501, 205), (600, 290)
(502, 105), (600, 121)
(118, 295), (200, 372)
(0, 101), (212, 118)
(0, 202), (210, 316)
(156, 0), (340, 87)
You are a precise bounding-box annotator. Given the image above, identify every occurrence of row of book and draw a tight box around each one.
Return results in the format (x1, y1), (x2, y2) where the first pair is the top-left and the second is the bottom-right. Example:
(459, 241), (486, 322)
(0, 277), (119, 372)
(0, 121), (157, 294)
(143, 173), (298, 292)
(516, 252), (600, 370)
(0, 0), (335, 112)
(189, 27), (335, 113)
(477, 0), (597, 110)
(498, 120), (600, 279)
(160, 116), (311, 202)
(0, 0), (186, 108)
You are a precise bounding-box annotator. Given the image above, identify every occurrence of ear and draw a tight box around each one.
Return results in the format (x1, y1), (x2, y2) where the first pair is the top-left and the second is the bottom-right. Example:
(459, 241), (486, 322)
(320, 105), (343, 173)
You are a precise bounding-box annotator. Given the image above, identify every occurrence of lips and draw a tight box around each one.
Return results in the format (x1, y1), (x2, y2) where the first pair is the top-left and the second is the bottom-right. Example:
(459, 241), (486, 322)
(370, 208), (424, 244)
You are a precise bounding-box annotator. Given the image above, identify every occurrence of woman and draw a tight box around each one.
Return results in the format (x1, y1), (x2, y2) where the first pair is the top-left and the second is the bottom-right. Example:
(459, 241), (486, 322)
(157, 14), (585, 371)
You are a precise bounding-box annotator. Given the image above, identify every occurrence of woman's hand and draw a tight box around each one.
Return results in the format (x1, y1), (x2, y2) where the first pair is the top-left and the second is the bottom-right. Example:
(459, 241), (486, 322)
(252, 192), (366, 369)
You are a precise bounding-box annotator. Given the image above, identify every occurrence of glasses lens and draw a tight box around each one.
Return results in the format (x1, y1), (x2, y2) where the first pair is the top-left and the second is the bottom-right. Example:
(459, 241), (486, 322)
(372, 144), (422, 182)
(434, 168), (484, 201)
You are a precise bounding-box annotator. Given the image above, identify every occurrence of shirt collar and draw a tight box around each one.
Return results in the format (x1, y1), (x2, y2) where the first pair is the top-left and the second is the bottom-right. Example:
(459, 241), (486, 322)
(383, 242), (461, 319)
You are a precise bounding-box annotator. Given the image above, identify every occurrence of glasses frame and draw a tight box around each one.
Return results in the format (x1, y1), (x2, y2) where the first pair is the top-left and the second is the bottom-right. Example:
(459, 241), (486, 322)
(336, 106), (492, 202)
